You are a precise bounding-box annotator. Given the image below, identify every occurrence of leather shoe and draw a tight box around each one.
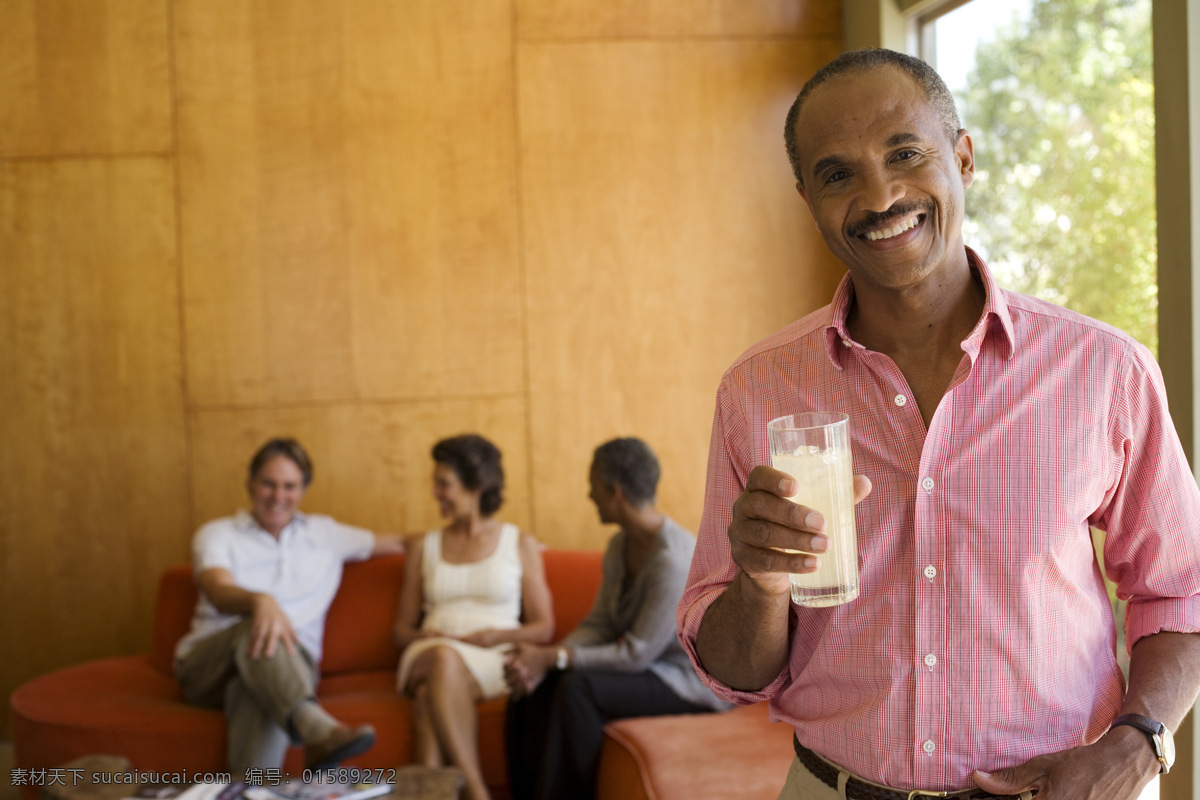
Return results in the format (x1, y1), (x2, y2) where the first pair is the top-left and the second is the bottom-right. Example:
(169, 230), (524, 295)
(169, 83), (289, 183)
(305, 724), (377, 771)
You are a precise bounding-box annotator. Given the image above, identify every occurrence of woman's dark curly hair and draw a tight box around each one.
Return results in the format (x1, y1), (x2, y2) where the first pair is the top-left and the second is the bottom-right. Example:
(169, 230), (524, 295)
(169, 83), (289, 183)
(432, 434), (505, 516)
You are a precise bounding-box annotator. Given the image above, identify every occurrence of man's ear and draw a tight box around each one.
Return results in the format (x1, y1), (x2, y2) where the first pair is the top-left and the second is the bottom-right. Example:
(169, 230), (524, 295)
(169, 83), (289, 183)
(796, 180), (818, 222)
(955, 129), (975, 190)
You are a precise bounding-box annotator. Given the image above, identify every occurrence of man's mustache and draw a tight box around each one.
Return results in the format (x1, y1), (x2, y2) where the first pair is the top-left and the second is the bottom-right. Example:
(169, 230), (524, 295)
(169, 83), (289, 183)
(846, 202), (930, 238)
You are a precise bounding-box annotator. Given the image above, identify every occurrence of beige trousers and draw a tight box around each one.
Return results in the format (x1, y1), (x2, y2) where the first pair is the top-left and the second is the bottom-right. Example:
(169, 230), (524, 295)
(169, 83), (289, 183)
(176, 618), (320, 774)
(774, 754), (845, 800)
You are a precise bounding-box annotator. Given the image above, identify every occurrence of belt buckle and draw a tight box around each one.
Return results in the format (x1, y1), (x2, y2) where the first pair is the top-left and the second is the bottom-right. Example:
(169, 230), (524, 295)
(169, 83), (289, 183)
(906, 792), (953, 800)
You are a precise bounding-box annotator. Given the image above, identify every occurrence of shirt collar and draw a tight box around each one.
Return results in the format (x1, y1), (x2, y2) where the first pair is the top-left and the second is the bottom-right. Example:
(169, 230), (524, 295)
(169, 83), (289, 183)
(234, 509), (308, 536)
(962, 247), (1016, 362)
(822, 246), (1016, 369)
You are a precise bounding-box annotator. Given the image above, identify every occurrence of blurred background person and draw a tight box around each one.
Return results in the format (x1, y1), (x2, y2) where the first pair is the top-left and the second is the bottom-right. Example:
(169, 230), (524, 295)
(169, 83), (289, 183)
(175, 437), (405, 776)
(503, 437), (730, 800)
(393, 433), (554, 800)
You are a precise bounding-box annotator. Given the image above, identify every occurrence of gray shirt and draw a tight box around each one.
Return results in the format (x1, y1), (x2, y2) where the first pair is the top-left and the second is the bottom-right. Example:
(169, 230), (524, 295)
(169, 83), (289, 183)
(564, 516), (730, 710)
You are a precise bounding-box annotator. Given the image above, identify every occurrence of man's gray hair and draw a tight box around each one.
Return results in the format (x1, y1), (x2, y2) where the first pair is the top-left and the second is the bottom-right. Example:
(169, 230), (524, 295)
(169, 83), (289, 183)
(593, 437), (660, 507)
(784, 48), (962, 184)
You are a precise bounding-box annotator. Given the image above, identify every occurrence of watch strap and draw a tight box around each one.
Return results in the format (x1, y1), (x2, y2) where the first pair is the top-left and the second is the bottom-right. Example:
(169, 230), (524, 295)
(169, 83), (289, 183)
(1110, 713), (1170, 774)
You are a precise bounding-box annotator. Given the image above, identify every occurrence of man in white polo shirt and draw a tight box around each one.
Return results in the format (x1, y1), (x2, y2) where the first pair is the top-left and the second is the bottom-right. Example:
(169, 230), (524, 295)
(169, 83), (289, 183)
(175, 438), (405, 776)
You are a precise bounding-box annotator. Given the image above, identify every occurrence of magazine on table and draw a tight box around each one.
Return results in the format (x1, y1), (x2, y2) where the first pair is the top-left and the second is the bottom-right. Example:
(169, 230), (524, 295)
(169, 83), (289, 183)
(126, 782), (247, 800)
(244, 775), (392, 800)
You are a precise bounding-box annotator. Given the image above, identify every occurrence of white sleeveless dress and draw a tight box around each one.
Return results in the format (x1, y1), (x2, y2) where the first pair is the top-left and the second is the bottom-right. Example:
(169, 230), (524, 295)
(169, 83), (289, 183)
(395, 523), (523, 698)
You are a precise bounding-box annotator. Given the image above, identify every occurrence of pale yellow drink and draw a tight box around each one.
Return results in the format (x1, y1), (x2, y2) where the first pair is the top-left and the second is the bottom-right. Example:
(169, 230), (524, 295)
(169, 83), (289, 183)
(767, 414), (859, 607)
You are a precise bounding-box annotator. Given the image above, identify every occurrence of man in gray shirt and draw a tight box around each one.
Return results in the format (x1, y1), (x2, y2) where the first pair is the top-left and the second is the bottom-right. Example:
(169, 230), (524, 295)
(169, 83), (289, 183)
(503, 437), (729, 800)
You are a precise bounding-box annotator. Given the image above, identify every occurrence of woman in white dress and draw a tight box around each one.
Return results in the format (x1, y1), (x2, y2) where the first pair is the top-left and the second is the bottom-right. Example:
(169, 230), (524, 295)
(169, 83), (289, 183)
(393, 434), (554, 800)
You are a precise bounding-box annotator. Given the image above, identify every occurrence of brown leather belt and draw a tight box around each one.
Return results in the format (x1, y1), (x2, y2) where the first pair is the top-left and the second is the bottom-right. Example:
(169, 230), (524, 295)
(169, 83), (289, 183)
(792, 737), (1032, 800)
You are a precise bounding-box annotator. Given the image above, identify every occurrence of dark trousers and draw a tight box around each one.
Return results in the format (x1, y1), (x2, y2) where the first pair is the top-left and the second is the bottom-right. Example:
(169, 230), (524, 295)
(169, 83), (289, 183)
(505, 668), (715, 800)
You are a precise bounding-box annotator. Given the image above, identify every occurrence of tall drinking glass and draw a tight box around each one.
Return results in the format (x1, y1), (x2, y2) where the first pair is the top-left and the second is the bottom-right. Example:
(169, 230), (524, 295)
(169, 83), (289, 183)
(767, 412), (859, 607)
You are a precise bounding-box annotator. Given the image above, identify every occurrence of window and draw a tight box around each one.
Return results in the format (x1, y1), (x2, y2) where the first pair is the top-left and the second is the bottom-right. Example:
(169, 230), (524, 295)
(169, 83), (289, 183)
(917, 0), (1158, 355)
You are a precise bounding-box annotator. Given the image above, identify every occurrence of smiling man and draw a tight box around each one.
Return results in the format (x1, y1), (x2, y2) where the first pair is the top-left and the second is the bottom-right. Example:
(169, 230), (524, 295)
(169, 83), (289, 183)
(174, 438), (405, 777)
(677, 49), (1200, 800)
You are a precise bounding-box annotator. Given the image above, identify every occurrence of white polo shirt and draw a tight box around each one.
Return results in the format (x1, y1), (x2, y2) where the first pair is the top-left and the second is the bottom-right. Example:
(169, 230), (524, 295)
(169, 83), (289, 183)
(175, 510), (375, 662)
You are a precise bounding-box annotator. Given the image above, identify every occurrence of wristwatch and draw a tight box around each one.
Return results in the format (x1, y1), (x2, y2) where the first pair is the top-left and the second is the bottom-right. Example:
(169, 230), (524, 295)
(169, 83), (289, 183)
(1110, 713), (1175, 774)
(555, 647), (570, 671)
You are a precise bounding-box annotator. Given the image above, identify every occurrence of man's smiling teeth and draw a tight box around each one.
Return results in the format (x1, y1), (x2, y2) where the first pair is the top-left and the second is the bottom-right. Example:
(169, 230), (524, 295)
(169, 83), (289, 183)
(864, 215), (920, 241)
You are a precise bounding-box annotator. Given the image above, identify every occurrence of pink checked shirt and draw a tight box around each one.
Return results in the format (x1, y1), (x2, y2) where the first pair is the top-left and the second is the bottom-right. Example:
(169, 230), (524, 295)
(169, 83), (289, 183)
(677, 250), (1200, 791)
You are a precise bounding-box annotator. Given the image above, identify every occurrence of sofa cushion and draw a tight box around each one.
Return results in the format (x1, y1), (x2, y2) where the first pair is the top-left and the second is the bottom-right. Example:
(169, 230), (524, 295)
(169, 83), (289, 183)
(150, 567), (199, 676)
(596, 703), (795, 800)
(538, 549), (606, 640)
(11, 655), (226, 773)
(320, 555), (405, 675)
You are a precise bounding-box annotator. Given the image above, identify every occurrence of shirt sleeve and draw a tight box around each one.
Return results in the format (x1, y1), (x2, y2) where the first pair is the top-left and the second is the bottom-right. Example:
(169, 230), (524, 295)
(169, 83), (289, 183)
(676, 378), (790, 705)
(562, 538), (621, 648)
(324, 517), (377, 563)
(568, 536), (691, 672)
(192, 519), (236, 574)
(1097, 342), (1200, 651)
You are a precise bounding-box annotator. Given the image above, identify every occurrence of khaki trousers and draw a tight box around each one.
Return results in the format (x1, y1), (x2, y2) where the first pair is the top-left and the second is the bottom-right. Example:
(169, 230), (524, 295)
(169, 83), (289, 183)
(776, 754), (847, 800)
(176, 618), (320, 775)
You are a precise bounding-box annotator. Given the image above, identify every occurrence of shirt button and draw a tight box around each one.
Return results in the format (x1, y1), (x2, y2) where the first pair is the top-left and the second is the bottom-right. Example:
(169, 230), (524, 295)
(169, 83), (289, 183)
(922, 477), (935, 492)
(894, 394), (907, 407)
(923, 740), (936, 755)
(924, 565), (937, 580)
(924, 653), (937, 668)
(842, 338), (852, 347)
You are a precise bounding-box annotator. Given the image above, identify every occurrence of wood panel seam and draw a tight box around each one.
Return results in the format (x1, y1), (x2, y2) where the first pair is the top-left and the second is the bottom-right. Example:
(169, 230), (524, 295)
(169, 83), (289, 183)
(514, 33), (842, 45)
(165, 0), (197, 545)
(0, 152), (173, 164)
(189, 392), (530, 413)
(512, 0), (540, 539)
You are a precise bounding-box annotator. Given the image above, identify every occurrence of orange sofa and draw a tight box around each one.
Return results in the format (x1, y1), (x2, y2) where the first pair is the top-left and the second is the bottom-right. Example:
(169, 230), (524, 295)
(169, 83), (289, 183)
(13, 550), (798, 800)
(11, 552), (602, 798)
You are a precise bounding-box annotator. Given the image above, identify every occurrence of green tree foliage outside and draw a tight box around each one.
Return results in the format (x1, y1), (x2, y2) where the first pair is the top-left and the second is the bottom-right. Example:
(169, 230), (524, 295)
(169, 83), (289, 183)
(959, 0), (1156, 355)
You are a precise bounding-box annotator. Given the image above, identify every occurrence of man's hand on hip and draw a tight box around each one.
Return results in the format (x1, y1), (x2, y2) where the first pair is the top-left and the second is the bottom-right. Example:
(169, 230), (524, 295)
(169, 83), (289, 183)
(973, 724), (1159, 800)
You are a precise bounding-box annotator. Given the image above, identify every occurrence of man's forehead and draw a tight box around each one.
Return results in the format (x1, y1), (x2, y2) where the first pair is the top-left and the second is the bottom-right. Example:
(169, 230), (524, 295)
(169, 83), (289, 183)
(813, 62), (921, 100)
(802, 66), (924, 124)
(795, 68), (936, 165)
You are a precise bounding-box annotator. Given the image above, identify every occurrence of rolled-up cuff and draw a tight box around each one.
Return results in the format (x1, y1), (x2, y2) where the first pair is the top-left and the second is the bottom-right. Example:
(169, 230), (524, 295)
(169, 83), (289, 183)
(676, 585), (789, 705)
(1124, 594), (1200, 653)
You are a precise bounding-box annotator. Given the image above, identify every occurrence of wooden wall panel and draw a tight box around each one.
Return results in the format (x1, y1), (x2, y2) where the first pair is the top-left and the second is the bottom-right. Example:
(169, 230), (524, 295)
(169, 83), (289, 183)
(188, 397), (533, 540)
(520, 40), (844, 547)
(0, 0), (848, 739)
(518, 0), (840, 39)
(0, 0), (171, 157)
(0, 158), (188, 718)
(174, 0), (524, 407)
